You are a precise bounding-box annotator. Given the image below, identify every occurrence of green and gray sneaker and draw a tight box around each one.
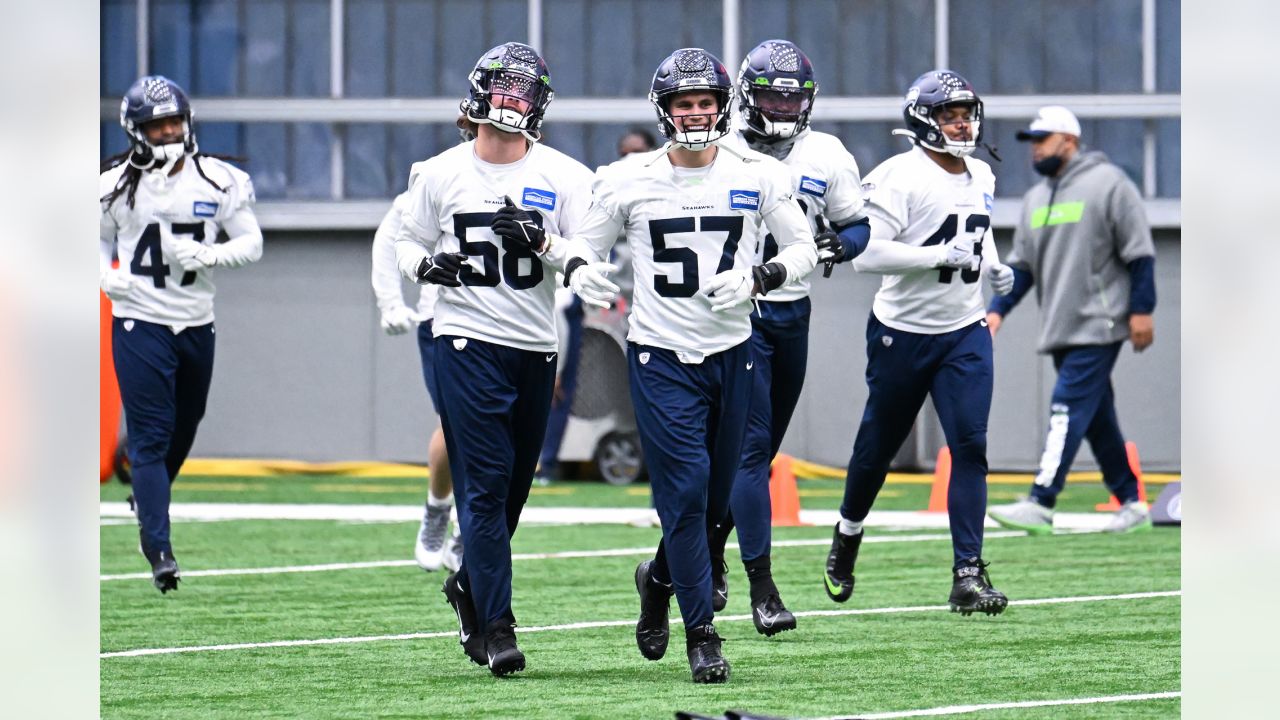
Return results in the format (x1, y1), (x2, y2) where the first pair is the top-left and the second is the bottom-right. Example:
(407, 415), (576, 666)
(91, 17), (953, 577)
(1104, 500), (1153, 533)
(987, 498), (1054, 535)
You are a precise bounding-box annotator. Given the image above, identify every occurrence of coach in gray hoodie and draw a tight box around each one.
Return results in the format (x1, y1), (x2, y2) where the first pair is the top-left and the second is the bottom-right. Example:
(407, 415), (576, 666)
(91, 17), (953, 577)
(983, 106), (1156, 535)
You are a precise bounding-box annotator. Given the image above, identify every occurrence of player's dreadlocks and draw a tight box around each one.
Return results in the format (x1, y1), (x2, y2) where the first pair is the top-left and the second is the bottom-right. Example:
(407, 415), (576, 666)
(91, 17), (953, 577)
(100, 150), (246, 210)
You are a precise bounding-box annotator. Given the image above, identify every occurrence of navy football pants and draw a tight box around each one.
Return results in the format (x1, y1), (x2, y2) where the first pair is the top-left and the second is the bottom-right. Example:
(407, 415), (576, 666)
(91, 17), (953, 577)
(415, 320), (440, 411)
(629, 341), (752, 631)
(841, 315), (992, 568)
(1028, 342), (1140, 509)
(112, 318), (215, 555)
(721, 297), (810, 563)
(434, 335), (555, 628)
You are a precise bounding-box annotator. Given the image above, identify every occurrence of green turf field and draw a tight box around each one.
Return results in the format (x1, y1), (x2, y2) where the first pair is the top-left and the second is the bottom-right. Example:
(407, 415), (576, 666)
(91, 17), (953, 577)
(100, 477), (1180, 719)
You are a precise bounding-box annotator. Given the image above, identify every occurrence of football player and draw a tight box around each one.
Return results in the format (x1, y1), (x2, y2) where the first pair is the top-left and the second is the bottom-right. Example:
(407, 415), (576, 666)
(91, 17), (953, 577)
(822, 70), (1016, 616)
(100, 75), (263, 593)
(548, 48), (818, 683)
(705, 39), (872, 635)
(394, 42), (593, 678)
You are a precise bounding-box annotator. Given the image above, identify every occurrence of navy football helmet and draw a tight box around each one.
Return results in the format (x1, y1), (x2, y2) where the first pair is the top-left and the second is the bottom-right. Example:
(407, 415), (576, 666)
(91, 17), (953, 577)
(736, 40), (818, 143)
(648, 48), (733, 150)
(463, 42), (554, 141)
(119, 75), (198, 170)
(896, 70), (984, 157)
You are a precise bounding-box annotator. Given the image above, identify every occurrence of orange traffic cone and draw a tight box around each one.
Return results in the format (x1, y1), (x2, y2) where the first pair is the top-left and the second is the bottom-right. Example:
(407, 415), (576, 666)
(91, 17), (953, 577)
(1095, 441), (1147, 510)
(100, 290), (123, 483)
(769, 453), (806, 526)
(927, 446), (951, 512)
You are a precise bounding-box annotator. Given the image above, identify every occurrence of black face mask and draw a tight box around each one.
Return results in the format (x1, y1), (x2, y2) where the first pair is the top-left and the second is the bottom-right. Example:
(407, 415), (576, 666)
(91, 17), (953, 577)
(1033, 154), (1064, 177)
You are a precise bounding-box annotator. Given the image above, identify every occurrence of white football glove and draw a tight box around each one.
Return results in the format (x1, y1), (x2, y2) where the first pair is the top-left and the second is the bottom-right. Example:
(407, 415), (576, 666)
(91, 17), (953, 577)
(100, 267), (136, 302)
(702, 268), (753, 312)
(379, 305), (420, 336)
(171, 240), (218, 271)
(935, 240), (979, 271)
(568, 261), (620, 309)
(988, 262), (1015, 296)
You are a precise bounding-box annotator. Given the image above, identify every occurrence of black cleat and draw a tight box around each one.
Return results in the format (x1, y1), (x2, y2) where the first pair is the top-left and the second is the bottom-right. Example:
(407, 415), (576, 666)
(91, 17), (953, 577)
(751, 593), (796, 637)
(635, 560), (673, 660)
(139, 535), (180, 594)
(150, 550), (180, 594)
(483, 619), (525, 677)
(949, 559), (1009, 616)
(442, 572), (487, 665)
(823, 524), (862, 603)
(685, 623), (730, 684)
(711, 556), (729, 612)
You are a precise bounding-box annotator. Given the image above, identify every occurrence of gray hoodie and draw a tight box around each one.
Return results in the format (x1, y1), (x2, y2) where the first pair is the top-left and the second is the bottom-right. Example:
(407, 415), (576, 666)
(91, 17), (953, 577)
(1005, 150), (1155, 353)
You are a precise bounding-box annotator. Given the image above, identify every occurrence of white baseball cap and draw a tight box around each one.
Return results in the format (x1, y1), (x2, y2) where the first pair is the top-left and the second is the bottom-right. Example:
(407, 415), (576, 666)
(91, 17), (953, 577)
(1016, 105), (1081, 141)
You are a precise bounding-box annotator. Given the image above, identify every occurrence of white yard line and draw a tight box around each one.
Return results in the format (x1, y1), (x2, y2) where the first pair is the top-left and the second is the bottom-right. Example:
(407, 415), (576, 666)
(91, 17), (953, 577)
(99, 589), (1179, 659)
(101, 502), (1124, 532)
(99, 531), (1026, 581)
(812, 690), (1181, 719)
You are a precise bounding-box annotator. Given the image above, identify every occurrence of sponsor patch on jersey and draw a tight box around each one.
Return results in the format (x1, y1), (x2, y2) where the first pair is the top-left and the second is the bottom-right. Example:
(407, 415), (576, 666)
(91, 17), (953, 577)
(798, 176), (828, 197)
(522, 187), (556, 211)
(983, 193), (994, 212)
(193, 201), (219, 217)
(729, 190), (760, 211)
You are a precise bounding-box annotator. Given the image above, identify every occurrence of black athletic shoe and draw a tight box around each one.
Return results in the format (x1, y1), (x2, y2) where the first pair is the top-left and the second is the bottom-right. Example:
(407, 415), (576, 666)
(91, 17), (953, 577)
(711, 556), (729, 612)
(685, 623), (730, 684)
(751, 593), (797, 637)
(442, 572), (487, 665)
(948, 559), (1009, 617)
(483, 619), (525, 677)
(635, 560), (673, 660)
(823, 524), (862, 603)
(149, 550), (180, 594)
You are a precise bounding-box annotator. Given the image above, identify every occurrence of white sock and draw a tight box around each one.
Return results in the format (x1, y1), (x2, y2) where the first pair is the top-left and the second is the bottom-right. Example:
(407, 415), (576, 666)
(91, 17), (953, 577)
(428, 492), (454, 509)
(838, 518), (864, 537)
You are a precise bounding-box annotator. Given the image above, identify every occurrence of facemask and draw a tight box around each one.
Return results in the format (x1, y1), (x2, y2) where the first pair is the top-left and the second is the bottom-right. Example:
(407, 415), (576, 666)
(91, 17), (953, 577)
(1033, 154), (1064, 177)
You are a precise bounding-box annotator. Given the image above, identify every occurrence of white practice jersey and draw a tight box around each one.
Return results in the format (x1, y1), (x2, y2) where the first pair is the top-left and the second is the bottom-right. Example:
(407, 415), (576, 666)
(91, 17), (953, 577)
(372, 191), (436, 320)
(570, 144), (817, 358)
(395, 141), (594, 353)
(863, 146), (997, 334)
(100, 156), (257, 329)
(726, 129), (867, 303)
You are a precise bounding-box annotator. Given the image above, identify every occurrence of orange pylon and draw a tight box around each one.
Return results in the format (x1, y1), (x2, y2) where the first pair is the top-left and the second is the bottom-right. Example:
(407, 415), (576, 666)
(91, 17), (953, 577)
(769, 453), (806, 526)
(100, 289), (123, 483)
(1095, 441), (1147, 510)
(927, 446), (951, 512)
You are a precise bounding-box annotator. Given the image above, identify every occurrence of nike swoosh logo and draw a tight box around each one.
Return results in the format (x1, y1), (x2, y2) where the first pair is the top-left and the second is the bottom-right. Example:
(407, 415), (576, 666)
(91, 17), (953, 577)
(746, 362), (754, 370)
(755, 608), (777, 628)
(546, 354), (555, 362)
(487, 652), (496, 665)
(460, 630), (470, 642)
(824, 572), (843, 596)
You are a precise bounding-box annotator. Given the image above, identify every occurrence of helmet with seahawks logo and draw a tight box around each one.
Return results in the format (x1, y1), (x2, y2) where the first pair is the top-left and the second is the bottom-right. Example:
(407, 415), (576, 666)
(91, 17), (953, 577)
(119, 75), (198, 170)
(463, 42), (555, 141)
(736, 40), (818, 143)
(648, 48), (733, 150)
(896, 69), (985, 157)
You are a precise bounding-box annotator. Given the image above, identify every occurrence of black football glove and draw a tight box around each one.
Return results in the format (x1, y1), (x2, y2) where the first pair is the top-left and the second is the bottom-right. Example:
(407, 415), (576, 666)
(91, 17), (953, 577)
(814, 215), (844, 278)
(751, 261), (787, 296)
(491, 195), (548, 254)
(414, 252), (468, 287)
